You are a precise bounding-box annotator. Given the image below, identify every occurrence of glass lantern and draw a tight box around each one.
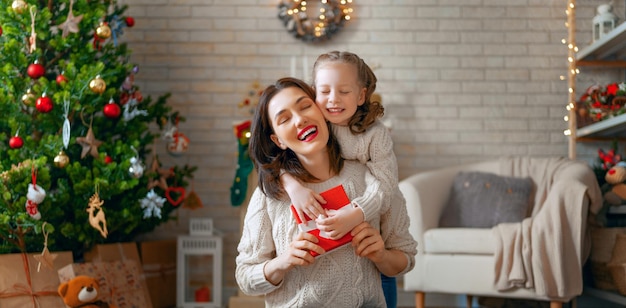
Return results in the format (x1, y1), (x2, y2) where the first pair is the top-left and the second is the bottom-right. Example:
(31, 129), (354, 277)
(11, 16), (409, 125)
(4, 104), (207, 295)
(593, 3), (618, 42)
(177, 218), (222, 308)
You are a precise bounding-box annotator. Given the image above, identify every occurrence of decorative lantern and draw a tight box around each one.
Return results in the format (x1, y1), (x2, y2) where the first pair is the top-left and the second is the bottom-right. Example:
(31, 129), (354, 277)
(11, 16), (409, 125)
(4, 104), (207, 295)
(177, 218), (222, 308)
(593, 4), (618, 42)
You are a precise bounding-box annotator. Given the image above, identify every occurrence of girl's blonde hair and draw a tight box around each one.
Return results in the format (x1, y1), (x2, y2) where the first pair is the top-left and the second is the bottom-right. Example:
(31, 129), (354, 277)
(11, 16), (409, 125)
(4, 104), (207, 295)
(312, 51), (384, 134)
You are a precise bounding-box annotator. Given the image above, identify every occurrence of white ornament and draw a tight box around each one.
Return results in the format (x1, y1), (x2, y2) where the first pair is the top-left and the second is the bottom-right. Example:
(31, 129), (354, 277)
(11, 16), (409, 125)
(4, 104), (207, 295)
(140, 189), (166, 219)
(25, 183), (46, 220)
(129, 156), (144, 178)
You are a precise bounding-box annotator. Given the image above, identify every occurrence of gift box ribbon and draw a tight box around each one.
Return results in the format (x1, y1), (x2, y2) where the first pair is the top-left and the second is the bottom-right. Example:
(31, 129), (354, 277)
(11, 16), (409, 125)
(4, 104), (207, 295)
(142, 263), (176, 279)
(0, 253), (59, 307)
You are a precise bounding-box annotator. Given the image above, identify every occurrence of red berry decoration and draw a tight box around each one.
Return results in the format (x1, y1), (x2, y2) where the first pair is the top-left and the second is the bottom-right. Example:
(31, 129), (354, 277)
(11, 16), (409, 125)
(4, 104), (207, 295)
(125, 16), (135, 27)
(36, 93), (53, 113)
(0, 26), (3, 37)
(9, 136), (23, 149)
(104, 155), (113, 164)
(103, 100), (121, 118)
(27, 61), (45, 79)
(56, 73), (67, 85)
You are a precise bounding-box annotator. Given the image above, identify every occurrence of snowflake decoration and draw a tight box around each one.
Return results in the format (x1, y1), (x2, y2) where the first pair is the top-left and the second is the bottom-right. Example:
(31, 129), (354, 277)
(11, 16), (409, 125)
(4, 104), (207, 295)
(140, 189), (166, 219)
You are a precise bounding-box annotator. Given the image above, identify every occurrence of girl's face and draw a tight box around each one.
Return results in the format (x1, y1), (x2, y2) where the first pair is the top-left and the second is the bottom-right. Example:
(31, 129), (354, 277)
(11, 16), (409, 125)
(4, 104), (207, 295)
(268, 86), (329, 159)
(314, 62), (367, 126)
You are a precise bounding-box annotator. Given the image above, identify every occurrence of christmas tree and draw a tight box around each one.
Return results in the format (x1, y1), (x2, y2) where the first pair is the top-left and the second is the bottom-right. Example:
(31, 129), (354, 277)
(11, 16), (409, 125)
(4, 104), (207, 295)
(0, 0), (196, 258)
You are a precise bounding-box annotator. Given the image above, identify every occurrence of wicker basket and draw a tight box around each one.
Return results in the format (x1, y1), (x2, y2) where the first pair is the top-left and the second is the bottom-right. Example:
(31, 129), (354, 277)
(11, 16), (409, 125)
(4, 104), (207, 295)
(608, 233), (626, 295)
(590, 227), (626, 290)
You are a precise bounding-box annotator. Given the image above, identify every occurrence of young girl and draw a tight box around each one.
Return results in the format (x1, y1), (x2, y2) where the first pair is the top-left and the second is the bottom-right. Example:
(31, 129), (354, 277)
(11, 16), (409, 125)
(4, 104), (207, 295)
(281, 51), (406, 307)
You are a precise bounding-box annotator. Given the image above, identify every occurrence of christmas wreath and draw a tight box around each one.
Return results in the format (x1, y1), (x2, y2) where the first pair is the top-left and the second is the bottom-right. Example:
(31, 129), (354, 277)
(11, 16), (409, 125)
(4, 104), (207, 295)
(277, 0), (353, 43)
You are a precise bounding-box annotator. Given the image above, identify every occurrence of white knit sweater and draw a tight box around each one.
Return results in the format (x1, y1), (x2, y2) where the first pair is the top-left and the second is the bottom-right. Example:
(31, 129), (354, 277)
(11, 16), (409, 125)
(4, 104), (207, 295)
(235, 161), (417, 308)
(332, 121), (404, 224)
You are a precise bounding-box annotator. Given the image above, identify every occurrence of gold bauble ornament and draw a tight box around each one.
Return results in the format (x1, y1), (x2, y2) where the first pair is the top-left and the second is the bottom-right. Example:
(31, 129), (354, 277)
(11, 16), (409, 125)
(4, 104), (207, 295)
(89, 75), (106, 94)
(96, 22), (111, 39)
(11, 0), (27, 14)
(54, 150), (70, 168)
(22, 88), (35, 105)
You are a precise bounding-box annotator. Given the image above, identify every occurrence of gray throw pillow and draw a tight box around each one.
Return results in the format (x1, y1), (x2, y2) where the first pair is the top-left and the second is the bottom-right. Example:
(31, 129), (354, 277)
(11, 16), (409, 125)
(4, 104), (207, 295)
(439, 171), (534, 228)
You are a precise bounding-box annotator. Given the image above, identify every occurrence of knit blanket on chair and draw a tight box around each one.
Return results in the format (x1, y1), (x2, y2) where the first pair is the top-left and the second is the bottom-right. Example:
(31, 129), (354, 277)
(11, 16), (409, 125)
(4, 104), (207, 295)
(492, 157), (602, 299)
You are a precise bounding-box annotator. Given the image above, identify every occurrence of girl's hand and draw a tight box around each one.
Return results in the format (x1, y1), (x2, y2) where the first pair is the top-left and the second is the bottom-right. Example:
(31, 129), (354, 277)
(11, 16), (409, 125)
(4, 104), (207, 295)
(316, 205), (364, 240)
(290, 187), (326, 221)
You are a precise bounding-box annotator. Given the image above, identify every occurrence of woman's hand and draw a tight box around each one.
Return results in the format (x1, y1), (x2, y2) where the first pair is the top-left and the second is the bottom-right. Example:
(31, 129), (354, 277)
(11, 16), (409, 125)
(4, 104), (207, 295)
(264, 231), (325, 285)
(350, 222), (386, 263)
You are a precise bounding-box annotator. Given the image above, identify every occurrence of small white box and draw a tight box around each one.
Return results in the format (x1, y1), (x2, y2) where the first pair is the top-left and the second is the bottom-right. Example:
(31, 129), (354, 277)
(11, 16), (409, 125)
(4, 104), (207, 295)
(189, 218), (213, 236)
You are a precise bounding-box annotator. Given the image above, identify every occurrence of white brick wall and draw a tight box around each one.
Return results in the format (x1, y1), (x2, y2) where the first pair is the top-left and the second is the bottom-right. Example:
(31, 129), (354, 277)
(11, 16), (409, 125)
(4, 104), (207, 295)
(118, 0), (615, 299)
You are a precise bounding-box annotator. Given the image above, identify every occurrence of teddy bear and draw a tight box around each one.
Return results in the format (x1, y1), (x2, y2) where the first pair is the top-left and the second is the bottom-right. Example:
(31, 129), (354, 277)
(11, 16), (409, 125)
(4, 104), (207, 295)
(58, 275), (117, 308)
(603, 162), (626, 206)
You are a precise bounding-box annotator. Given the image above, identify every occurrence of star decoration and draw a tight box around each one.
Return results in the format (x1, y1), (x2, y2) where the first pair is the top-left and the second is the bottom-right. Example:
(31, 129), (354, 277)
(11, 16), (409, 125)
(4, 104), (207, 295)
(147, 156), (171, 190)
(140, 189), (167, 219)
(57, 0), (83, 38)
(33, 246), (58, 272)
(76, 126), (103, 159)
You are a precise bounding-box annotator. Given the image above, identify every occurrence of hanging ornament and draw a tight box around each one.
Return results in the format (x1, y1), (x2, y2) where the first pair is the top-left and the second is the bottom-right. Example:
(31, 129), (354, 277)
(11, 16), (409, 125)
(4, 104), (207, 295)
(96, 22), (111, 39)
(54, 99), (71, 168)
(76, 123), (103, 159)
(86, 188), (108, 238)
(22, 88), (35, 105)
(11, 0), (27, 14)
(183, 182), (203, 210)
(128, 146), (144, 178)
(28, 6), (37, 53)
(25, 166), (44, 220)
(56, 72), (67, 85)
(165, 186), (186, 207)
(9, 129), (23, 149)
(27, 61), (45, 79)
(147, 154), (170, 190)
(125, 17), (135, 27)
(103, 98), (121, 118)
(36, 92), (53, 113)
(57, 0), (82, 38)
(140, 189), (166, 219)
(89, 75), (106, 94)
(164, 117), (190, 156)
(0, 25), (3, 37)
(53, 151), (70, 168)
(104, 155), (113, 164)
(122, 92), (147, 121)
(33, 222), (58, 272)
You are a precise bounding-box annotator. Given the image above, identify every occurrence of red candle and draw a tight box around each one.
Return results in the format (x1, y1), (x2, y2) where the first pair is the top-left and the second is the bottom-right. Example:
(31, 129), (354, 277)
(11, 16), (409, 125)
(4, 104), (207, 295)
(195, 285), (211, 302)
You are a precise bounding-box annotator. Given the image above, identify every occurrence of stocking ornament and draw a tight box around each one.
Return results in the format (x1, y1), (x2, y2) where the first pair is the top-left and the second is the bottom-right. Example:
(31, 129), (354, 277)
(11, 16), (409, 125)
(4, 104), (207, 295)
(230, 120), (253, 206)
(25, 167), (45, 220)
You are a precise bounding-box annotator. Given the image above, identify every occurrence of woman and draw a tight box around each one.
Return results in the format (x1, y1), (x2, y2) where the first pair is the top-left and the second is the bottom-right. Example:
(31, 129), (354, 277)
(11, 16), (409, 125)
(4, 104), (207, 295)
(235, 77), (416, 307)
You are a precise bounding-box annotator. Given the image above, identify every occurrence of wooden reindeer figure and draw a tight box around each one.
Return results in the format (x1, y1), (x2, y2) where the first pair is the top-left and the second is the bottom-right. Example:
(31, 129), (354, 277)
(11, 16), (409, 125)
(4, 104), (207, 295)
(86, 193), (108, 238)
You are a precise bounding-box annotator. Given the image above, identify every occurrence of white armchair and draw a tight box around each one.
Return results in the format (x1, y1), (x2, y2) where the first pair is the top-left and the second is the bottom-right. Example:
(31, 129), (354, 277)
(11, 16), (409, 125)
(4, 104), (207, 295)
(399, 157), (603, 308)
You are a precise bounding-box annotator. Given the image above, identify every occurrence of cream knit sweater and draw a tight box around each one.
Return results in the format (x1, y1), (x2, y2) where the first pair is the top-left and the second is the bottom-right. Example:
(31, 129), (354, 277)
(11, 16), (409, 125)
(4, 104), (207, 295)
(332, 121), (405, 226)
(236, 161), (417, 308)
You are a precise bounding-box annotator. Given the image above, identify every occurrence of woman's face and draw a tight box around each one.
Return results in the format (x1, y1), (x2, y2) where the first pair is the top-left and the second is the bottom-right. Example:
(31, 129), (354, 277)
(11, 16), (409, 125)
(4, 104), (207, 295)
(268, 86), (329, 158)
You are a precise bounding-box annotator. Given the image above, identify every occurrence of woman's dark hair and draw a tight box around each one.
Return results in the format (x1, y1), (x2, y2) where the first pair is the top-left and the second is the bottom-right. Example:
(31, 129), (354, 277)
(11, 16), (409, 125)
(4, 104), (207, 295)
(312, 50), (384, 134)
(249, 77), (344, 200)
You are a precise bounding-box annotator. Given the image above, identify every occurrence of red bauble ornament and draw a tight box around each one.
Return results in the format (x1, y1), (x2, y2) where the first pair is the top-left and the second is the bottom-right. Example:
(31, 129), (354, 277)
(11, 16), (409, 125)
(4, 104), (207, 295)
(27, 61), (45, 79)
(125, 16), (135, 27)
(0, 26), (3, 37)
(36, 94), (53, 113)
(103, 100), (121, 118)
(9, 136), (23, 149)
(104, 155), (113, 164)
(56, 74), (67, 85)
